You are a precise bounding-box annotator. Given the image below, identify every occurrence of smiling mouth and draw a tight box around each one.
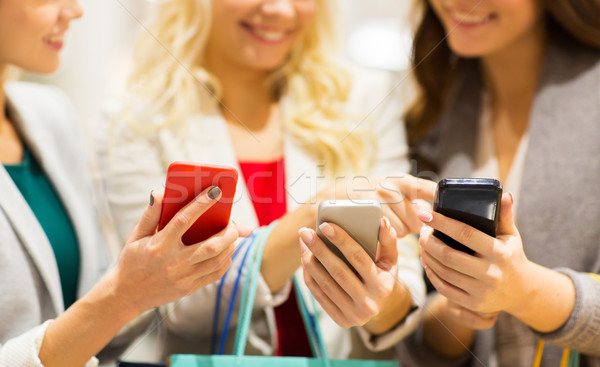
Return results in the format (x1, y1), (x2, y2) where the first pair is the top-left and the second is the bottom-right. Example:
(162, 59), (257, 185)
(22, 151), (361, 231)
(241, 22), (291, 42)
(449, 8), (497, 26)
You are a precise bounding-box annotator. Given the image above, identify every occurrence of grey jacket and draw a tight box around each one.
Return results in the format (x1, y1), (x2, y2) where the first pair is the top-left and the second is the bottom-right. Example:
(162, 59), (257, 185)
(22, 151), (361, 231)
(398, 39), (600, 367)
(0, 82), (108, 366)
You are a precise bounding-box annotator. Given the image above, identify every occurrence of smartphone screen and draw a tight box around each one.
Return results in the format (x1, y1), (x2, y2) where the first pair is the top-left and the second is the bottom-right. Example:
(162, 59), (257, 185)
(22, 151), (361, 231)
(433, 178), (502, 255)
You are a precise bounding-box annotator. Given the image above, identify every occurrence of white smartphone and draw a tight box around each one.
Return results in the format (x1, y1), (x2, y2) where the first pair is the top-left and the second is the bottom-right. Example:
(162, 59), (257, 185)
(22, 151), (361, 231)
(316, 199), (382, 273)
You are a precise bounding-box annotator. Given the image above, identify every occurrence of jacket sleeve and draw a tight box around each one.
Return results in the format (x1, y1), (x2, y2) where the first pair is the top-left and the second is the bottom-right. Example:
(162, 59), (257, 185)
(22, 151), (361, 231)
(532, 268), (600, 356)
(0, 321), (98, 367)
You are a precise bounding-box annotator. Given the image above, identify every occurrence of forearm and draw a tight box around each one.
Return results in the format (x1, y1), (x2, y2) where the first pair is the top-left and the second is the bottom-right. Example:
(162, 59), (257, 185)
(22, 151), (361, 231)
(423, 295), (475, 358)
(510, 262), (575, 333)
(39, 270), (140, 367)
(260, 205), (314, 292)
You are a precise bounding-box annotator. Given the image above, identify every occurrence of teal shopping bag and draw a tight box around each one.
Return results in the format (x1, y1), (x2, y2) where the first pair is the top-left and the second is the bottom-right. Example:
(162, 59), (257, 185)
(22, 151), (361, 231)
(170, 223), (398, 367)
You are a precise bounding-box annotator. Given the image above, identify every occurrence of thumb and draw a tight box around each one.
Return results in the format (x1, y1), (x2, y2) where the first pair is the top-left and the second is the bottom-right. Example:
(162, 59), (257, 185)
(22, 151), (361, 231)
(126, 190), (163, 243)
(375, 216), (398, 272)
(497, 192), (518, 236)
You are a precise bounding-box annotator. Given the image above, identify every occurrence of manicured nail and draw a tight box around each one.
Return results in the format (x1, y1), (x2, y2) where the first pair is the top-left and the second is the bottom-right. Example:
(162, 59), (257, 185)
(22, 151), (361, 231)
(508, 192), (514, 205)
(420, 256), (427, 268)
(417, 210), (433, 223)
(207, 186), (222, 200)
(382, 216), (391, 230)
(319, 222), (335, 238)
(299, 227), (315, 246)
(420, 225), (429, 238)
(149, 190), (155, 206)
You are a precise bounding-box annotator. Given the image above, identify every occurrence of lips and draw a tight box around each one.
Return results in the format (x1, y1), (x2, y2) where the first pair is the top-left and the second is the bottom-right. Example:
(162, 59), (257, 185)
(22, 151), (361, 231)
(448, 8), (497, 26)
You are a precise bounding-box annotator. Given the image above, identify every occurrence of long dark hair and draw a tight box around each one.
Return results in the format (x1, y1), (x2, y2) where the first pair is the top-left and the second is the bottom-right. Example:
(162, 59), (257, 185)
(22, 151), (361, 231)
(405, 0), (600, 146)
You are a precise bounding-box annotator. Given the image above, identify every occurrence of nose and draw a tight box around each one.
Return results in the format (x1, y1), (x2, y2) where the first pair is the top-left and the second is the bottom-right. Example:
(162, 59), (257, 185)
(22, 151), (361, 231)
(261, 0), (295, 17)
(62, 0), (84, 20)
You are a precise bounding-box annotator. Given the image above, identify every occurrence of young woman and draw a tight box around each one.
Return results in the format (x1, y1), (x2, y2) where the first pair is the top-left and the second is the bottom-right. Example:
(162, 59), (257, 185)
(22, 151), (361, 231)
(0, 0), (241, 366)
(101, 0), (430, 361)
(395, 0), (600, 366)
(302, 0), (600, 365)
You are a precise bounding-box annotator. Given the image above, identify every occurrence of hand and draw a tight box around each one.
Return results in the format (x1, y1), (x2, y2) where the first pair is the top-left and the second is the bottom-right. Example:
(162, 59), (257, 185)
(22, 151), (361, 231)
(419, 193), (533, 315)
(439, 295), (498, 330)
(299, 217), (412, 334)
(307, 174), (436, 238)
(109, 186), (238, 314)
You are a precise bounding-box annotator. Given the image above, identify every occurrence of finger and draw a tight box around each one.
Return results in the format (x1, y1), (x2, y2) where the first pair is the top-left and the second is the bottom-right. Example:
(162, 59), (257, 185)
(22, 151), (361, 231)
(378, 187), (422, 235)
(414, 199), (432, 212)
(374, 217), (398, 273)
(300, 228), (367, 302)
(299, 236), (357, 309)
(315, 223), (378, 286)
(188, 223), (238, 264)
(424, 265), (471, 308)
(381, 175), (436, 202)
(381, 206), (409, 238)
(161, 186), (222, 240)
(419, 227), (488, 279)
(232, 221), (252, 237)
(302, 269), (352, 329)
(127, 190), (163, 243)
(417, 210), (494, 257)
(497, 193), (518, 236)
(446, 302), (498, 330)
(421, 247), (480, 295)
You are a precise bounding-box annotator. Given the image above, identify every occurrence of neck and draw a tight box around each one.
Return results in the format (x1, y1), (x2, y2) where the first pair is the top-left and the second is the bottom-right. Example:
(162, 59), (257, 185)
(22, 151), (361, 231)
(205, 57), (276, 129)
(481, 24), (547, 114)
(0, 67), (7, 130)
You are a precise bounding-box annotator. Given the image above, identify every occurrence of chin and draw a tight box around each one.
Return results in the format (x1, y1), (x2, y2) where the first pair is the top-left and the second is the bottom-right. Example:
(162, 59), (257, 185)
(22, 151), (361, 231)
(447, 39), (488, 59)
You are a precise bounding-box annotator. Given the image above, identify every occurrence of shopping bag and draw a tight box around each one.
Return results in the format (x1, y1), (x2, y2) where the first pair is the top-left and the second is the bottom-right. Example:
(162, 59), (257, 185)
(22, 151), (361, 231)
(170, 222), (398, 367)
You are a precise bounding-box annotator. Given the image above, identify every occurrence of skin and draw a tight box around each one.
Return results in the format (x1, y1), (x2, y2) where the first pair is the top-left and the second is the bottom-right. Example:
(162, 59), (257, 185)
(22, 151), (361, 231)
(419, 194), (575, 355)
(416, 0), (576, 358)
(204, 0), (438, 334)
(0, 0), (245, 365)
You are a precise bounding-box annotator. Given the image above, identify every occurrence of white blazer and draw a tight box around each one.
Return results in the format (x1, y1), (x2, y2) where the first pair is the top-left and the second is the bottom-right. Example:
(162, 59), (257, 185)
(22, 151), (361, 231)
(100, 68), (425, 360)
(0, 82), (107, 367)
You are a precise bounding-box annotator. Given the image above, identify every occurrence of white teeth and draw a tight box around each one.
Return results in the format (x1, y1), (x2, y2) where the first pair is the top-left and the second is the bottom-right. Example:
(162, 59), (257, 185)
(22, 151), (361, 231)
(251, 28), (286, 41)
(46, 35), (63, 43)
(450, 10), (492, 25)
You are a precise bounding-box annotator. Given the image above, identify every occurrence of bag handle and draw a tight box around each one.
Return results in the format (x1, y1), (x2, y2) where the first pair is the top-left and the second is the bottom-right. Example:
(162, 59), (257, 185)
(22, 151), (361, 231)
(532, 340), (579, 367)
(233, 222), (278, 356)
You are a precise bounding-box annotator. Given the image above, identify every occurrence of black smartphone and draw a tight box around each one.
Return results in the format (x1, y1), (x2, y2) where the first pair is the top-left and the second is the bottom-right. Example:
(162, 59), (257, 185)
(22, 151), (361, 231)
(433, 178), (502, 255)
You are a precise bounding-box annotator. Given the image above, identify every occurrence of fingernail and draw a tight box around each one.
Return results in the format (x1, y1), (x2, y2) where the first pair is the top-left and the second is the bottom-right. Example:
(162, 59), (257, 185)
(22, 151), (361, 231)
(299, 227), (315, 246)
(149, 190), (155, 206)
(508, 192), (514, 204)
(382, 216), (391, 230)
(319, 222), (335, 238)
(207, 186), (222, 200)
(420, 256), (427, 268)
(420, 225), (429, 238)
(417, 210), (433, 223)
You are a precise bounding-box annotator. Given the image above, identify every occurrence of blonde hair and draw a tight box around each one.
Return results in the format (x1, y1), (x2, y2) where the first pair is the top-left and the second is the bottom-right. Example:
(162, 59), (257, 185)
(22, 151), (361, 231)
(119, 0), (374, 176)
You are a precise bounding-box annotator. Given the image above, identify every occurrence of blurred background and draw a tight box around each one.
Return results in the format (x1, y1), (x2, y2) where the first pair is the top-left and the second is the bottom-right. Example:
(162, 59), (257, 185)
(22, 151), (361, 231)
(25, 0), (414, 130)
(25, 0), (414, 363)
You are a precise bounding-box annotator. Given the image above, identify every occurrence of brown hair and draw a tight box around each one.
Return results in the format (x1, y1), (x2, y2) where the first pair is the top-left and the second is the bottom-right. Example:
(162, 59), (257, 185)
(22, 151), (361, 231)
(405, 0), (600, 147)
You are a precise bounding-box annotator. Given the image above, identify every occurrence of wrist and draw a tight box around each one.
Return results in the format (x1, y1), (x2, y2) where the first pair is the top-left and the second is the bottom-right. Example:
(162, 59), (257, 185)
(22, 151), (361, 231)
(90, 268), (144, 322)
(364, 282), (411, 335)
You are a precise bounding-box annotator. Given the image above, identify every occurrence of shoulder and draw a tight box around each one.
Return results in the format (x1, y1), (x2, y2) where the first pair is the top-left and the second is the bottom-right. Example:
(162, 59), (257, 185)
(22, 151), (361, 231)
(5, 81), (80, 138)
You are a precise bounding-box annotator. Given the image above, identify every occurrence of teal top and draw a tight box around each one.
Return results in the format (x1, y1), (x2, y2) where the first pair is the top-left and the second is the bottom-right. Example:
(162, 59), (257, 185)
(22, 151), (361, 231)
(5, 147), (80, 308)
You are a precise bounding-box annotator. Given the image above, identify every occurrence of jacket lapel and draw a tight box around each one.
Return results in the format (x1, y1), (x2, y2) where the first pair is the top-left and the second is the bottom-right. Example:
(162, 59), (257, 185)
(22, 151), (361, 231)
(1, 98), (64, 315)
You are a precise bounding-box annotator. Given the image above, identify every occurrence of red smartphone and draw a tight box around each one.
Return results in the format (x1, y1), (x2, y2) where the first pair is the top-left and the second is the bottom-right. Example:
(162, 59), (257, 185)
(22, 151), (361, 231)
(158, 161), (238, 245)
